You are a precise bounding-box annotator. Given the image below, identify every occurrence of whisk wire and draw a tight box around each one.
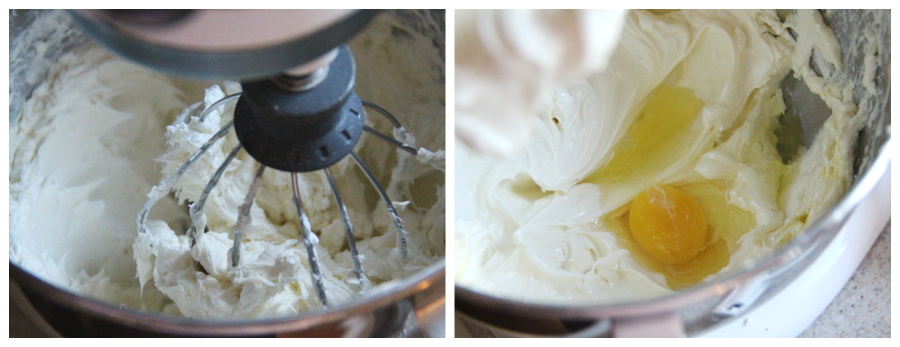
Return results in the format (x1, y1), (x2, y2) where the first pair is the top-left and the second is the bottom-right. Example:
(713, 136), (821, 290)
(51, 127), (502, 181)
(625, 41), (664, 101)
(230, 164), (267, 268)
(199, 93), (242, 122)
(137, 120), (234, 234)
(362, 100), (401, 128)
(292, 173), (330, 307)
(188, 144), (242, 243)
(363, 125), (418, 155)
(324, 167), (367, 291)
(349, 151), (410, 263)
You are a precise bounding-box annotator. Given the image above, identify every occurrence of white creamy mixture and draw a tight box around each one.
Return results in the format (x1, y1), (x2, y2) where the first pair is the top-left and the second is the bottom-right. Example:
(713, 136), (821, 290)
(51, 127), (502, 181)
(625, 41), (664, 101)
(10, 13), (445, 318)
(455, 10), (868, 303)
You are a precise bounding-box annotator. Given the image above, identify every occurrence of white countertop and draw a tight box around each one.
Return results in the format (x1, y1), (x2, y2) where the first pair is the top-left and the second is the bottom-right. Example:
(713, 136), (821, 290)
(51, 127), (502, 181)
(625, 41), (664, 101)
(799, 222), (891, 337)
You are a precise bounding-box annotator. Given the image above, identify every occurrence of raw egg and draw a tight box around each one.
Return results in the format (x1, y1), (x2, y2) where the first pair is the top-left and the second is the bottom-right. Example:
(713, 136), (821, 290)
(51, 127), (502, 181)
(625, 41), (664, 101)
(629, 184), (708, 265)
(604, 181), (751, 289)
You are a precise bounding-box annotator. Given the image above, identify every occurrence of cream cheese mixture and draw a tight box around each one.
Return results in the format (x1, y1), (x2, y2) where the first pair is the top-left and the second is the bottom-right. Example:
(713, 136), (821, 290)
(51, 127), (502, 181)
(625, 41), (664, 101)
(455, 10), (870, 303)
(10, 12), (445, 318)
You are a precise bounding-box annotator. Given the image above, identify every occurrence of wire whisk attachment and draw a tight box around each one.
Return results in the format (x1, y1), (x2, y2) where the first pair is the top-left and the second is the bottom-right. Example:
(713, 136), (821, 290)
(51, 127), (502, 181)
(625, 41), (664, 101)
(138, 93), (437, 307)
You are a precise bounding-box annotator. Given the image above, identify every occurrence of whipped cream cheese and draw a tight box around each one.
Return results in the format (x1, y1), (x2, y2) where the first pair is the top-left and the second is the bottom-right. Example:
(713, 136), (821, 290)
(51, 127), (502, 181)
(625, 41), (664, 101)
(10, 12), (445, 318)
(455, 10), (868, 304)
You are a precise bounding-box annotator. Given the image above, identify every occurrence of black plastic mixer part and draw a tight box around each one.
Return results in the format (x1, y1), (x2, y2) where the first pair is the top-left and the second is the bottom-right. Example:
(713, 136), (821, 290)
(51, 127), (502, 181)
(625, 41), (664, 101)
(233, 45), (364, 173)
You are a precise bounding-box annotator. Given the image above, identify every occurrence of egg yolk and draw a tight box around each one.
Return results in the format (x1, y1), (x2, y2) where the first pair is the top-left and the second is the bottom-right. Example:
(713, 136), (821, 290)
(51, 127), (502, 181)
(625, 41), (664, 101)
(629, 184), (708, 265)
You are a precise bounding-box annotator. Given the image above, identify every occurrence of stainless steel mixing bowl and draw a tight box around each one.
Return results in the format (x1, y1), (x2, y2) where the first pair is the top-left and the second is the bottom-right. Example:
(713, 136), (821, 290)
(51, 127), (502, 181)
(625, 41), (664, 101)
(9, 9), (446, 338)
(455, 9), (890, 337)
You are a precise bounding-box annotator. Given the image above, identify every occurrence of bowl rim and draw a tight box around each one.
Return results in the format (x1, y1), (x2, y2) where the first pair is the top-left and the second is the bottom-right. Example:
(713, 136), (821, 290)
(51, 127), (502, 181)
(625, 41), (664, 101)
(455, 137), (891, 319)
(11, 258), (444, 336)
